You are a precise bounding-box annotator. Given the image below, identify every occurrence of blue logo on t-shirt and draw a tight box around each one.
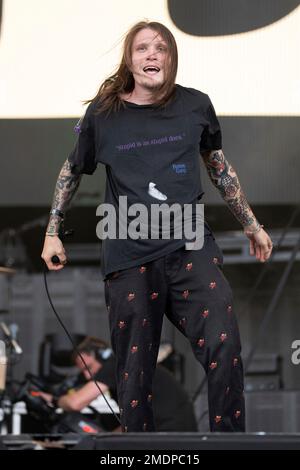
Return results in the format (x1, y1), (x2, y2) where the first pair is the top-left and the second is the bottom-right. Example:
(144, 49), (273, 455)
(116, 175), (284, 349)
(172, 163), (187, 174)
(74, 116), (83, 134)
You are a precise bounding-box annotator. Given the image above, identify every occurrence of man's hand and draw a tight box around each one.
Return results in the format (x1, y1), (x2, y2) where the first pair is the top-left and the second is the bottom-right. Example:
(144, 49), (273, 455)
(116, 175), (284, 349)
(36, 391), (54, 405)
(41, 235), (67, 271)
(245, 228), (273, 263)
(42, 159), (81, 271)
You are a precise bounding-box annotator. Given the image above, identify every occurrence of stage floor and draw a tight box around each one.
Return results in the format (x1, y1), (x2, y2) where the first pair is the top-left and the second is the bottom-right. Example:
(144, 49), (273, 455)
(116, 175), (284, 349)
(1, 432), (300, 450)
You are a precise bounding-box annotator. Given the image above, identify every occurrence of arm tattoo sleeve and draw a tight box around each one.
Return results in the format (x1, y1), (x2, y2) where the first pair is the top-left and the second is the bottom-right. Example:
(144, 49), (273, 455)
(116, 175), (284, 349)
(202, 149), (257, 228)
(46, 160), (82, 234)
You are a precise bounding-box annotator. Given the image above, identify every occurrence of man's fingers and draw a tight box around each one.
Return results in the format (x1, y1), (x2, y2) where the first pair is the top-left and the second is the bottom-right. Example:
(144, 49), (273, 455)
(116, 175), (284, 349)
(57, 256), (67, 265)
(259, 242), (273, 262)
(249, 239), (255, 256)
(264, 241), (273, 261)
(47, 261), (65, 271)
(41, 237), (67, 271)
(247, 230), (273, 262)
(50, 262), (65, 270)
(44, 253), (67, 270)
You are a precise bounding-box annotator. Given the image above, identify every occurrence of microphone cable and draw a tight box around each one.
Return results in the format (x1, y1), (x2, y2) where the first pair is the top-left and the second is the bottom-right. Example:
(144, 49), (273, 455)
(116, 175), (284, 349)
(43, 235), (121, 425)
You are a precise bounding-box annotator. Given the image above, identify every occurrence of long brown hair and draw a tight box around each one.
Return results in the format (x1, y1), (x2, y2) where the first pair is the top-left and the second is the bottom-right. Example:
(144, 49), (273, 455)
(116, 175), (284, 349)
(86, 21), (178, 117)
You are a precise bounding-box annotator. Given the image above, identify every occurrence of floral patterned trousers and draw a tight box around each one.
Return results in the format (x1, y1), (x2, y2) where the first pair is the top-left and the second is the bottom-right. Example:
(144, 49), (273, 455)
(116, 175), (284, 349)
(104, 232), (245, 432)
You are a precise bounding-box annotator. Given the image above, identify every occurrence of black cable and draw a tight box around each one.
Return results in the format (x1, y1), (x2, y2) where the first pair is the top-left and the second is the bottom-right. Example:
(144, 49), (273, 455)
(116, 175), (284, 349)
(43, 267), (121, 425)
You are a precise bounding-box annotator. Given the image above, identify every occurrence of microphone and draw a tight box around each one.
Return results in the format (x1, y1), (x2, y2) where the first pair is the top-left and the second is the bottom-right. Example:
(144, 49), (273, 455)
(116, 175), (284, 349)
(0, 322), (23, 355)
(0, 340), (7, 395)
(51, 228), (74, 265)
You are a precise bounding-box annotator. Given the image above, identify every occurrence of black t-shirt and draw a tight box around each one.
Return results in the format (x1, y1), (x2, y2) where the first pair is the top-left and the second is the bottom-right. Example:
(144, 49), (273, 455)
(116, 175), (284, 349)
(94, 357), (197, 432)
(68, 84), (222, 279)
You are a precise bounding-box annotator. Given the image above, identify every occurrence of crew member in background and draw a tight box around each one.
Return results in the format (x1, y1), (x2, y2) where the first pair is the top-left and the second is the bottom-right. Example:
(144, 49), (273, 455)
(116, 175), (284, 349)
(39, 336), (198, 432)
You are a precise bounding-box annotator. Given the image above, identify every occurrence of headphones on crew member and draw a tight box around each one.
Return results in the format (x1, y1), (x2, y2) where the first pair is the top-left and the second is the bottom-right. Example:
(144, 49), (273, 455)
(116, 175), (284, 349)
(79, 338), (113, 363)
(94, 346), (113, 362)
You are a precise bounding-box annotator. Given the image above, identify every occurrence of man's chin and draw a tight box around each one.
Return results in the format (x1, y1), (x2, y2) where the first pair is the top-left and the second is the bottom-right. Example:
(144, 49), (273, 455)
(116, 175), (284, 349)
(141, 80), (164, 92)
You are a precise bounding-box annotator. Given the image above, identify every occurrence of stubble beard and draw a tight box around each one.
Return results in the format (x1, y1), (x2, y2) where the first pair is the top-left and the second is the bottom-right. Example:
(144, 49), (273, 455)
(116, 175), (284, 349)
(139, 75), (164, 92)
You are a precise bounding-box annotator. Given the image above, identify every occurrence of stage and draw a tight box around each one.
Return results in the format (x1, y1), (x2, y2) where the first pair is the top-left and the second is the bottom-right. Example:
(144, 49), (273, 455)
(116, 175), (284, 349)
(1, 432), (300, 450)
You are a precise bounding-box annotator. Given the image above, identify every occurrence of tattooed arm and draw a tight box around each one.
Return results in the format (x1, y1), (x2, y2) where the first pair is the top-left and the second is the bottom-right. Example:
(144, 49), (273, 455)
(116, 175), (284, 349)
(201, 149), (273, 262)
(41, 159), (82, 270)
(46, 159), (82, 234)
(201, 149), (257, 228)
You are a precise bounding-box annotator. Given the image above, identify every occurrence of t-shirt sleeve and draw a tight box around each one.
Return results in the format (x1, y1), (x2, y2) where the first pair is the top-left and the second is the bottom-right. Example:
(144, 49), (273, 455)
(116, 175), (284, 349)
(68, 101), (98, 175)
(93, 356), (116, 392)
(199, 96), (222, 153)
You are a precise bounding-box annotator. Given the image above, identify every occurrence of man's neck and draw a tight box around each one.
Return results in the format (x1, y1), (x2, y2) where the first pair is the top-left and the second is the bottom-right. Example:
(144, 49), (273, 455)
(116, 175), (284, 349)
(120, 85), (162, 105)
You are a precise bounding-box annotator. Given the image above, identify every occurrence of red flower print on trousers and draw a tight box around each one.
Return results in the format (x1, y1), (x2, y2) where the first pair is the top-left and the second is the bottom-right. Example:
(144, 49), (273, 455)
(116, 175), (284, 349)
(118, 321), (126, 329)
(220, 333), (227, 342)
(233, 357), (238, 366)
(197, 338), (205, 348)
(147, 394), (152, 402)
(212, 257), (219, 264)
(209, 281), (217, 289)
(150, 292), (159, 300)
(234, 410), (241, 418)
(124, 372), (129, 381)
(227, 305), (232, 313)
(209, 361), (218, 370)
(202, 309), (209, 318)
(185, 262), (193, 271)
(130, 400), (139, 408)
(215, 416), (222, 424)
(131, 346), (138, 354)
(179, 317), (187, 328)
(127, 293), (135, 302)
(182, 290), (190, 299)
(139, 266), (147, 274)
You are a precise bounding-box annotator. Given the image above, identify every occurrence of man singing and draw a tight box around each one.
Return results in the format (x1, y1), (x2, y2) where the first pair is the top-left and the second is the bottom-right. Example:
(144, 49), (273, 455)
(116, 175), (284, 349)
(42, 21), (273, 432)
